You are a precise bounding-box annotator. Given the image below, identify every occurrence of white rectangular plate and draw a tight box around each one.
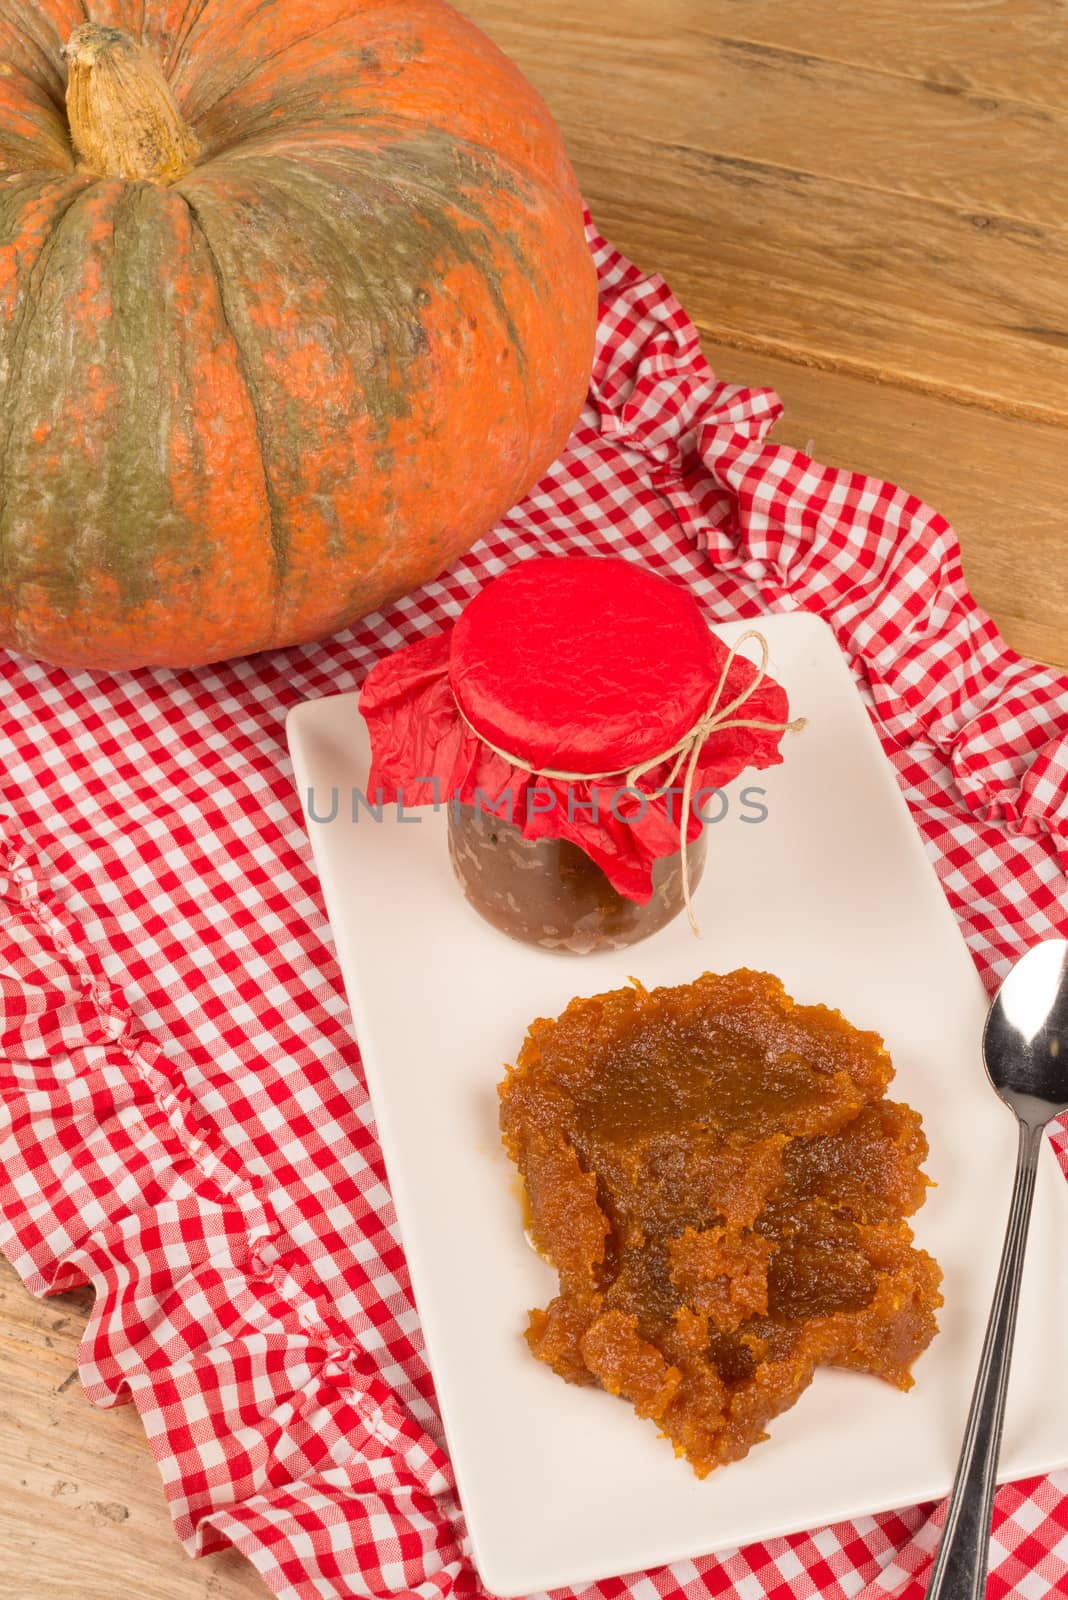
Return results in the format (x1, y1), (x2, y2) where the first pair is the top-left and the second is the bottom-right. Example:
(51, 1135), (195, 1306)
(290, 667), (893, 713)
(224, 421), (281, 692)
(287, 611), (1068, 1598)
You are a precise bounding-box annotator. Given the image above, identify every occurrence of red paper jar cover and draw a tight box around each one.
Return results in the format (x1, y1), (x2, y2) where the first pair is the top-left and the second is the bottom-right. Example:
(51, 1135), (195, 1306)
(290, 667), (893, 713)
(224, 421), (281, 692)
(359, 557), (796, 903)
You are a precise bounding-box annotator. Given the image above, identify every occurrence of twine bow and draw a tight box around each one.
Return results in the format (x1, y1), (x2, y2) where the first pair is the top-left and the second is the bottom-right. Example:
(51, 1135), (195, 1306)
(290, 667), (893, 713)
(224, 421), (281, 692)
(455, 630), (805, 936)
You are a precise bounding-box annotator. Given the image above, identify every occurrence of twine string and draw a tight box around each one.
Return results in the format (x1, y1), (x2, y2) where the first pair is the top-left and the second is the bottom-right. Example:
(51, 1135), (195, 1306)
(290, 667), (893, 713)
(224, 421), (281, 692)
(454, 629), (805, 936)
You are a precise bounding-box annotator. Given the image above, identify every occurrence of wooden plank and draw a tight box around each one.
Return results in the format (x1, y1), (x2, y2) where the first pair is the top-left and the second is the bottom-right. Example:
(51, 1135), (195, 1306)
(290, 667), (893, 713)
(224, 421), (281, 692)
(569, 133), (1068, 422)
(470, 7), (1068, 225)
(469, 0), (1068, 112)
(463, 0), (1068, 419)
(462, 0), (1068, 665)
(0, 1260), (261, 1600)
(701, 0), (1068, 107)
(700, 341), (1068, 669)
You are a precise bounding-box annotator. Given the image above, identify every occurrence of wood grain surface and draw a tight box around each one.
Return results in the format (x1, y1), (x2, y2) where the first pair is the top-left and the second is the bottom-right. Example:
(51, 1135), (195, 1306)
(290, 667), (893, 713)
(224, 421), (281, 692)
(467, 0), (1068, 669)
(2, 4), (1067, 1599)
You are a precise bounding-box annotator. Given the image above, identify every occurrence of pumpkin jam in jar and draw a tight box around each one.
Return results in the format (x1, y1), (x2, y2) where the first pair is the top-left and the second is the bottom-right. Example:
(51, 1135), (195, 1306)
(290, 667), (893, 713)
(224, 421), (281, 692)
(499, 969), (943, 1476)
(447, 805), (707, 954)
(360, 556), (798, 953)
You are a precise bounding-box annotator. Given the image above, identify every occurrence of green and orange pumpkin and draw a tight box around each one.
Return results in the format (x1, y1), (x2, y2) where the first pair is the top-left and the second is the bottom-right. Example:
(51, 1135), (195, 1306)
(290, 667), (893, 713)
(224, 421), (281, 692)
(0, 1), (597, 669)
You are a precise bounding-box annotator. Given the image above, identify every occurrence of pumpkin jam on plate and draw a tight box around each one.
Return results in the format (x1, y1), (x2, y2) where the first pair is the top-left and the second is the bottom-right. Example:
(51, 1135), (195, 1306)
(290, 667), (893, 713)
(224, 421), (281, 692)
(499, 969), (943, 1476)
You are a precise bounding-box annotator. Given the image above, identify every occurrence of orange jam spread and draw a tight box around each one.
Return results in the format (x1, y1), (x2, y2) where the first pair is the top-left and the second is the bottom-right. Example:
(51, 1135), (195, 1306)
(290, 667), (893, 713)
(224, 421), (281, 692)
(499, 969), (942, 1476)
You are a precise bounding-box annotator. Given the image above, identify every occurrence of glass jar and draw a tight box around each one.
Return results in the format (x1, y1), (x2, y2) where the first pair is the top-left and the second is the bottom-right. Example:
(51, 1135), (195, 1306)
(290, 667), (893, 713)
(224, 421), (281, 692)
(447, 803), (708, 954)
(361, 555), (795, 958)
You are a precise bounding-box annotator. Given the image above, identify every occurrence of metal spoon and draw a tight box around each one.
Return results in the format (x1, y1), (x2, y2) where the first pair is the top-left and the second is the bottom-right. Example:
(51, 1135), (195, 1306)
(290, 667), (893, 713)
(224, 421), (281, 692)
(926, 938), (1068, 1600)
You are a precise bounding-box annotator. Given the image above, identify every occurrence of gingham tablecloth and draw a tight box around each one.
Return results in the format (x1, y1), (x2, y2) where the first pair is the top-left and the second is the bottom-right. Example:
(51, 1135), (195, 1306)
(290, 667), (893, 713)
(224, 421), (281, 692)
(2, 221), (1067, 1600)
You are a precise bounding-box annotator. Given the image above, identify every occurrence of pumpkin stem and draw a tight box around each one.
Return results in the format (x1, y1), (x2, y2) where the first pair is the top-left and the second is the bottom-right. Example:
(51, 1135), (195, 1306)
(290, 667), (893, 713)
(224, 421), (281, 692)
(63, 25), (201, 184)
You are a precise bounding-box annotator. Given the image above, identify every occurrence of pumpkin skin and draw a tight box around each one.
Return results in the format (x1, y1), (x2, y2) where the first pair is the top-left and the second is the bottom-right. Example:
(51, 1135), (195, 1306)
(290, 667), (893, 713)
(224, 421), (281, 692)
(0, 1), (597, 669)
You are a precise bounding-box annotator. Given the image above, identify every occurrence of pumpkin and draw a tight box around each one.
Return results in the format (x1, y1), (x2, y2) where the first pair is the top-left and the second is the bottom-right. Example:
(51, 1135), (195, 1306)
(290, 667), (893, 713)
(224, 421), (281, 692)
(0, 2), (597, 670)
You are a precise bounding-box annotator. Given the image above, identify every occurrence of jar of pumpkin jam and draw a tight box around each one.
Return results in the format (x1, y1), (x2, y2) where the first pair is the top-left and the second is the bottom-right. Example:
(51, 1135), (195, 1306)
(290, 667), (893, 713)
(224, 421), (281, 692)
(359, 556), (796, 953)
(447, 804), (708, 954)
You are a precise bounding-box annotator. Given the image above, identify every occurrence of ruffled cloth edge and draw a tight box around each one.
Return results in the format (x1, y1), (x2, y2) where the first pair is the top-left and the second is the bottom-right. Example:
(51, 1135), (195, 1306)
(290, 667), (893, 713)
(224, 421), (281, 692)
(0, 814), (470, 1598)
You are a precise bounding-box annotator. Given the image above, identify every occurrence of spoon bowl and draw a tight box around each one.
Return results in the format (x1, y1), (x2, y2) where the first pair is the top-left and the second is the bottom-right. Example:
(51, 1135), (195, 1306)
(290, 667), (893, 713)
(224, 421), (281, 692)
(983, 939), (1068, 1116)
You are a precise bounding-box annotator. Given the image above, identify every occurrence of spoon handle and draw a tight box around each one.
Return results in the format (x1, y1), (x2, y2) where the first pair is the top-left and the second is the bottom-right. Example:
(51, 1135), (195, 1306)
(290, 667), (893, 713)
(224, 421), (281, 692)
(925, 1119), (1045, 1600)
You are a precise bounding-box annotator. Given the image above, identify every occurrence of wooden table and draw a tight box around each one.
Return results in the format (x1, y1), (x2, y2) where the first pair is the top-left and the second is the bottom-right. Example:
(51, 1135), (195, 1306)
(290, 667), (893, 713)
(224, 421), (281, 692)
(3, 3), (1067, 1596)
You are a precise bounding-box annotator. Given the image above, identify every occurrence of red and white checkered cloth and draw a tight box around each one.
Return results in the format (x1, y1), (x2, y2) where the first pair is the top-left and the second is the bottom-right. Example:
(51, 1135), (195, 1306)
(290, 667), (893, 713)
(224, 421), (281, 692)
(1, 220), (1067, 1600)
